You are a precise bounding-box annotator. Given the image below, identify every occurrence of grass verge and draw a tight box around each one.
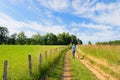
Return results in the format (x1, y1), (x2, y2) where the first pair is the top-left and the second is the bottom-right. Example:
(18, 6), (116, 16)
(45, 47), (70, 80)
(46, 52), (64, 80)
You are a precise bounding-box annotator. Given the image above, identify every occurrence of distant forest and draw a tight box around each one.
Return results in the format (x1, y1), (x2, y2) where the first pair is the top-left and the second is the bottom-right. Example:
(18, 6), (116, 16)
(96, 40), (120, 45)
(0, 26), (82, 45)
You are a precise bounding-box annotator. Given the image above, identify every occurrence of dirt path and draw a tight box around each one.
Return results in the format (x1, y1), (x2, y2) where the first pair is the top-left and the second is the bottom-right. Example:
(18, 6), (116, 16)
(76, 51), (117, 80)
(78, 49), (120, 75)
(61, 51), (71, 80)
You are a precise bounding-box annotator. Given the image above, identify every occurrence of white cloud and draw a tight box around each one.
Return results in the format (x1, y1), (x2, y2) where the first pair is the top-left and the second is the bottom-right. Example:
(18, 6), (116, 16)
(76, 30), (118, 44)
(39, 0), (70, 12)
(93, 12), (120, 26)
(0, 12), (67, 37)
(71, 0), (120, 26)
(1, 0), (120, 44)
(0, 13), (26, 34)
(71, 22), (112, 30)
(70, 22), (120, 44)
(90, 2), (120, 26)
(6, 0), (120, 27)
(29, 21), (67, 34)
(72, 0), (96, 17)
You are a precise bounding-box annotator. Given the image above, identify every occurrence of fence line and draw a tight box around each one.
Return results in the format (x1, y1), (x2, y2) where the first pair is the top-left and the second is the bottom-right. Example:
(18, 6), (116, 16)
(2, 47), (65, 79)
(38, 54), (42, 72)
(3, 60), (8, 80)
(28, 55), (32, 77)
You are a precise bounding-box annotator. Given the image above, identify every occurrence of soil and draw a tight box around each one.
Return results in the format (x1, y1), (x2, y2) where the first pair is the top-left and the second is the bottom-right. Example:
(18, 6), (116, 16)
(61, 51), (71, 80)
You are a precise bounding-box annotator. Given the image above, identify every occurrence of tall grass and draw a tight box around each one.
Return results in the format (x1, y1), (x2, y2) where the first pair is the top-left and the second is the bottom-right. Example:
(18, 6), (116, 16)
(78, 45), (120, 79)
(69, 56), (98, 80)
(0, 45), (61, 80)
(79, 45), (120, 65)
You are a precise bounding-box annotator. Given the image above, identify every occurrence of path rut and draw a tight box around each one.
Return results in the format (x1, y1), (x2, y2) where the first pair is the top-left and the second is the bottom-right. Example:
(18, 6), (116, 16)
(61, 51), (71, 80)
(76, 50), (117, 80)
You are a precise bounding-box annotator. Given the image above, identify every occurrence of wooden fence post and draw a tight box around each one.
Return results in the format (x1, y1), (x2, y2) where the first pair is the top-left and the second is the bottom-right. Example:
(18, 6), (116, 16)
(28, 55), (32, 77)
(50, 49), (52, 54)
(50, 49), (52, 56)
(45, 51), (47, 59)
(55, 48), (57, 52)
(38, 54), (42, 72)
(3, 60), (8, 80)
(56, 48), (58, 51)
(54, 48), (56, 53)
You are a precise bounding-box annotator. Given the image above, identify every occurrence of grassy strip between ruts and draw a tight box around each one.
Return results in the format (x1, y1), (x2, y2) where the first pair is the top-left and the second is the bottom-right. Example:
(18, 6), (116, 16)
(69, 55), (98, 80)
(44, 46), (70, 80)
(46, 51), (64, 80)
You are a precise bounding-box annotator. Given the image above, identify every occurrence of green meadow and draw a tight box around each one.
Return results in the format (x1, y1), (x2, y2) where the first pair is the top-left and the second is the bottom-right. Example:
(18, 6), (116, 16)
(0, 45), (61, 80)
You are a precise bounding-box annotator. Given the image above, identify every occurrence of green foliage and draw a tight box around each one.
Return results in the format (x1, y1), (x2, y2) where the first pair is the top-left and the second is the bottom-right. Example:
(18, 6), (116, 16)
(16, 31), (26, 45)
(0, 26), (8, 44)
(0, 27), (82, 45)
(45, 33), (58, 45)
(32, 33), (42, 45)
(6, 33), (17, 45)
(77, 39), (83, 44)
(96, 40), (120, 45)
(88, 41), (92, 45)
(70, 34), (78, 45)
(57, 32), (71, 45)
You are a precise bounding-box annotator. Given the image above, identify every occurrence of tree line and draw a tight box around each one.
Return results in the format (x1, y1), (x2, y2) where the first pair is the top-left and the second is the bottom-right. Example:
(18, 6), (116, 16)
(0, 26), (82, 45)
(96, 40), (120, 45)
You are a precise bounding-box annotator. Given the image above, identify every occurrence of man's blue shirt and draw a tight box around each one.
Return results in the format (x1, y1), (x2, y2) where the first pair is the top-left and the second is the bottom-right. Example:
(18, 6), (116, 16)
(72, 45), (76, 51)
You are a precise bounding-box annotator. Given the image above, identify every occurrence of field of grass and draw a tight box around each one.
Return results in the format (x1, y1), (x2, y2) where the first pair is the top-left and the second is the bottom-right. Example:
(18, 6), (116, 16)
(78, 45), (120, 65)
(78, 45), (120, 79)
(2, 45), (120, 80)
(0, 45), (63, 80)
(69, 54), (98, 80)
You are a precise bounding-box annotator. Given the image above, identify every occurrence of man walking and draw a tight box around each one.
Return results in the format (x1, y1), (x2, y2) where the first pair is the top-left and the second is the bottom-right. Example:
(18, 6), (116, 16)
(72, 44), (76, 58)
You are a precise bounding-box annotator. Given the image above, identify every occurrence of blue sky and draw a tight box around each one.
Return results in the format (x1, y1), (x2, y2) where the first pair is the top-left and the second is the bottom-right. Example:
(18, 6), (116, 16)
(0, 0), (120, 44)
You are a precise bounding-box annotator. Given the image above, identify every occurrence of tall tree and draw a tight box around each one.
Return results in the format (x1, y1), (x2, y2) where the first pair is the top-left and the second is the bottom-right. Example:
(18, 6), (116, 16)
(57, 32), (70, 45)
(77, 39), (83, 45)
(0, 26), (8, 44)
(0, 27), (83, 45)
(57, 33), (64, 45)
(70, 34), (78, 45)
(64, 32), (71, 45)
(7, 33), (17, 44)
(88, 41), (92, 45)
(16, 32), (26, 45)
(32, 33), (41, 45)
(45, 33), (58, 45)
